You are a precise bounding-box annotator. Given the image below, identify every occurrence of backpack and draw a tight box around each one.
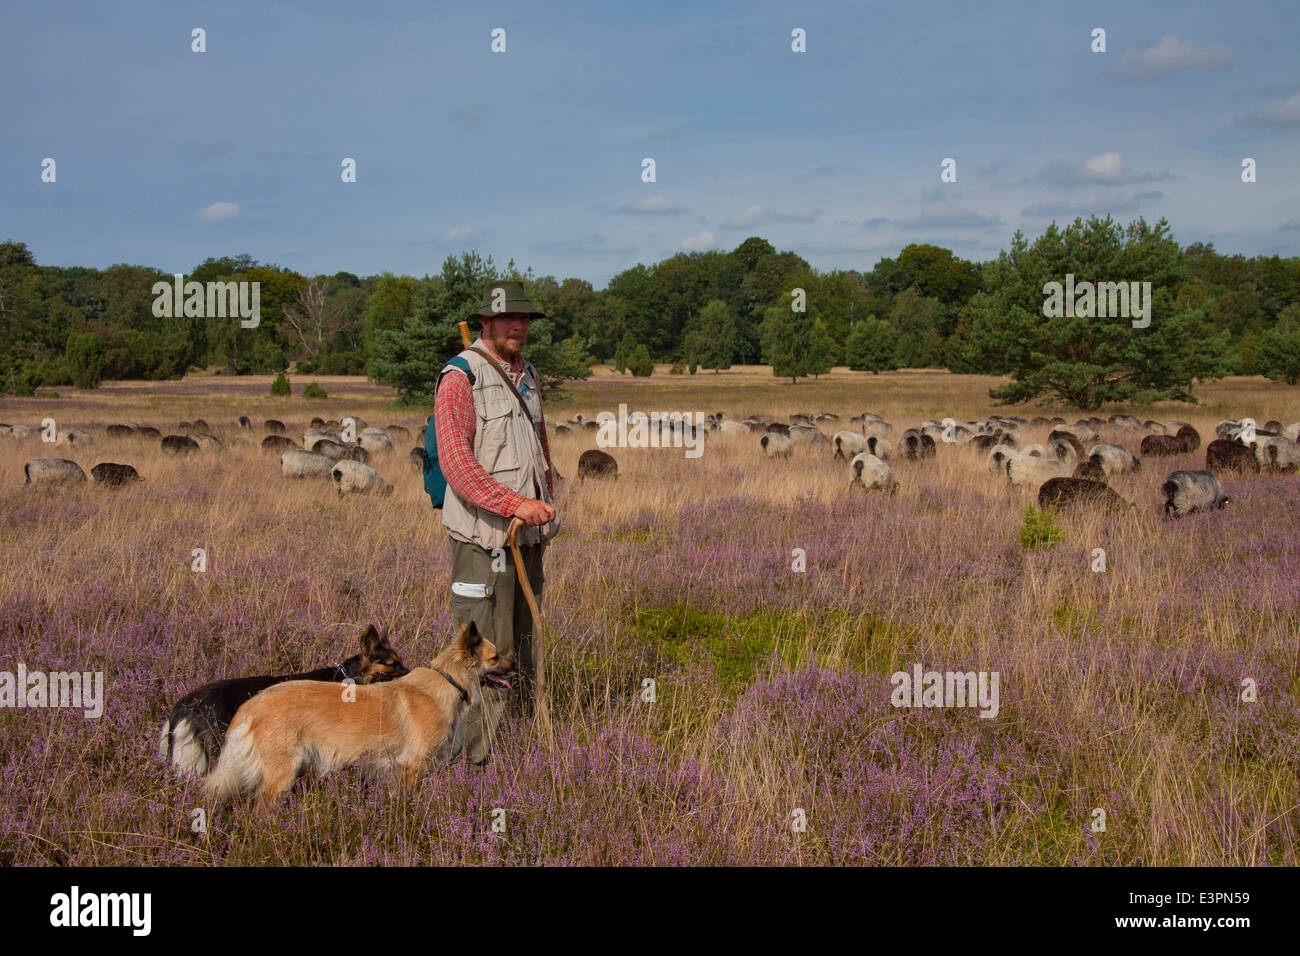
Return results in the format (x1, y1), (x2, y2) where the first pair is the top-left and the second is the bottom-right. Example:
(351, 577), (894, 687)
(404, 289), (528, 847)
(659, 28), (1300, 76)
(422, 356), (474, 509)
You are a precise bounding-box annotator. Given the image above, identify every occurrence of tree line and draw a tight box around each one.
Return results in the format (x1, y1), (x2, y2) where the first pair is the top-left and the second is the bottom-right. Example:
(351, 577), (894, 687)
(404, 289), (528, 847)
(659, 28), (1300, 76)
(2, 215), (1298, 409)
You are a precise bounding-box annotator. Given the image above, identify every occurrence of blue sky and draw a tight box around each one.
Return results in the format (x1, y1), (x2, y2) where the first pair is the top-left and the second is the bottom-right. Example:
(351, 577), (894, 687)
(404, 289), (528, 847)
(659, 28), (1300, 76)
(3, 0), (1298, 287)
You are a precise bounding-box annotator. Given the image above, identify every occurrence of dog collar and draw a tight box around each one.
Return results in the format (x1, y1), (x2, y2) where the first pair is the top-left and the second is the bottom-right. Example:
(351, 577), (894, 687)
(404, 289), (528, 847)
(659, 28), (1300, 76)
(433, 666), (470, 703)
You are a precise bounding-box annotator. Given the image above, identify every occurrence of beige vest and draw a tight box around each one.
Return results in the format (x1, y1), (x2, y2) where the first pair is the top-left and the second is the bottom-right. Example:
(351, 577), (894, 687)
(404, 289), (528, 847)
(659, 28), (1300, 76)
(440, 339), (558, 551)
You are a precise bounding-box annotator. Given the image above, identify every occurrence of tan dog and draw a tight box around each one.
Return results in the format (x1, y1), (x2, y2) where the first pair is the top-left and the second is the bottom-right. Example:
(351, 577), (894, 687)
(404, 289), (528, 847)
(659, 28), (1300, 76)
(205, 621), (515, 805)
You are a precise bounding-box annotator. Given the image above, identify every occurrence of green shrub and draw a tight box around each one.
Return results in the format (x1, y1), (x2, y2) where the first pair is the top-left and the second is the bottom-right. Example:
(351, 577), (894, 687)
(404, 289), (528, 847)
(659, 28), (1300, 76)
(303, 381), (328, 399)
(270, 371), (291, 396)
(1019, 506), (1065, 550)
(627, 344), (654, 377)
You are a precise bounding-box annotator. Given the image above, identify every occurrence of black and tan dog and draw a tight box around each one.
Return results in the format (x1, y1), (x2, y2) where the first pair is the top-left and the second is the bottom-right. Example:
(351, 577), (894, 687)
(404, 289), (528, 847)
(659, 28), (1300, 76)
(159, 625), (409, 778)
(205, 620), (514, 805)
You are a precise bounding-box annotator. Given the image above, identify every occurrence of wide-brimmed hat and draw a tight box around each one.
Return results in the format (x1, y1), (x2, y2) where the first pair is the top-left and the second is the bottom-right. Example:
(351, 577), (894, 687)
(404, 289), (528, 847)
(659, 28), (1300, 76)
(469, 280), (546, 321)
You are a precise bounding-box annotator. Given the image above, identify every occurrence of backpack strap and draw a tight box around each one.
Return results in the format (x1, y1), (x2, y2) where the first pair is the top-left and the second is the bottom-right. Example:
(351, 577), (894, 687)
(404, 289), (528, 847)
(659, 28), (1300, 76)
(439, 355), (475, 388)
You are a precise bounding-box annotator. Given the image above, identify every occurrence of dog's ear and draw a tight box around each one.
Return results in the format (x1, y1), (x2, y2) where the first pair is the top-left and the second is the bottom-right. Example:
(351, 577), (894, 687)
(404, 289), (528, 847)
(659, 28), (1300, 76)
(452, 619), (483, 653)
(360, 624), (381, 659)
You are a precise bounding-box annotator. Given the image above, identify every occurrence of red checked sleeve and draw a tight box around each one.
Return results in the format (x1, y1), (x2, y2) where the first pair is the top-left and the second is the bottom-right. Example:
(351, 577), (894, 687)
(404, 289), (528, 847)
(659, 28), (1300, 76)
(434, 369), (526, 518)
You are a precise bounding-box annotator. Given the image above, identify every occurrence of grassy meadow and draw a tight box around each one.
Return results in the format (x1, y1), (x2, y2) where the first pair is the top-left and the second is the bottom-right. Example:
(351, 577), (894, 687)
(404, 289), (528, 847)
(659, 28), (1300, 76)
(1, 365), (1298, 865)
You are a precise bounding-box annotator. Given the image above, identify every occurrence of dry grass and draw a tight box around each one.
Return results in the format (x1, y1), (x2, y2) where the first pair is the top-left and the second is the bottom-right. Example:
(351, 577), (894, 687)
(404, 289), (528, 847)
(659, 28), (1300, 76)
(1, 366), (1297, 865)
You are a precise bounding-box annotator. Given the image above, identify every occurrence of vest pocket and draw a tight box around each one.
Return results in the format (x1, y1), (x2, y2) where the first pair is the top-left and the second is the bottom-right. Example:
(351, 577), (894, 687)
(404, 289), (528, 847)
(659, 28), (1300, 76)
(478, 397), (518, 474)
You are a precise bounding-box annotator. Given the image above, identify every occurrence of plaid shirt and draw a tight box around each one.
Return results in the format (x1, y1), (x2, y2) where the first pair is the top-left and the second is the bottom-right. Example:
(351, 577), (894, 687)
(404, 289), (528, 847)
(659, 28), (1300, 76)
(434, 340), (554, 518)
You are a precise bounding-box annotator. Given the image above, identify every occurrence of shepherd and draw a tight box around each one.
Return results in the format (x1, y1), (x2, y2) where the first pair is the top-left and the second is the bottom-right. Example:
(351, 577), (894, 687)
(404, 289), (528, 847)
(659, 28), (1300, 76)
(433, 280), (559, 765)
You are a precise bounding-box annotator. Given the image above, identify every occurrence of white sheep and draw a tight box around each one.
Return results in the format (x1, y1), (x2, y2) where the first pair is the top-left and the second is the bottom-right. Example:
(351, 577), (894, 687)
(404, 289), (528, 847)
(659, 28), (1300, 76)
(848, 453), (898, 494)
(331, 460), (393, 497)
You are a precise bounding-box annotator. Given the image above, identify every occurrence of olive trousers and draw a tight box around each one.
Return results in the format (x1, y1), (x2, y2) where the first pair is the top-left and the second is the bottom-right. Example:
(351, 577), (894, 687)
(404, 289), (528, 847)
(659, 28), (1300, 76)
(447, 536), (544, 764)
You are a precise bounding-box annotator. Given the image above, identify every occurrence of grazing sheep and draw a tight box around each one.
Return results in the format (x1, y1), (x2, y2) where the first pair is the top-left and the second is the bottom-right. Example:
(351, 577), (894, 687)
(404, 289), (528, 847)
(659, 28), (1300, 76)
(281, 449), (335, 478)
(137, 426), (162, 440)
(1205, 438), (1260, 474)
(262, 435), (298, 453)
(988, 445), (1019, 477)
(1162, 470), (1229, 517)
(343, 416), (368, 430)
(238, 415), (252, 429)
(5, 425), (38, 440)
(578, 449), (619, 480)
(790, 412), (814, 423)
(1072, 459), (1107, 482)
(1173, 424), (1201, 451)
(1109, 414), (1141, 429)
(331, 460), (392, 497)
(91, 462), (143, 487)
(1047, 430), (1086, 456)
(899, 429), (937, 460)
(310, 417), (326, 428)
(1141, 434), (1189, 456)
(789, 423), (828, 445)
(1088, 444), (1141, 477)
(187, 433), (223, 451)
(178, 420), (193, 431)
(106, 424), (135, 438)
(833, 430), (868, 460)
(764, 422), (791, 436)
(1052, 423), (1097, 444)
(192, 419), (210, 431)
(338, 445), (371, 463)
(161, 435), (200, 456)
(1263, 419), (1283, 433)
(57, 430), (94, 447)
(304, 428), (342, 448)
(24, 458), (87, 486)
(409, 446), (429, 471)
(1046, 438), (1081, 468)
(1258, 436), (1300, 473)
(718, 420), (749, 438)
(1007, 456), (1069, 490)
(866, 435), (892, 460)
(848, 453), (897, 495)
(1020, 443), (1046, 458)
(760, 433), (793, 458)
(1283, 423), (1299, 443)
(265, 419), (286, 435)
(386, 424), (411, 441)
(312, 438), (350, 459)
(1037, 477), (1132, 512)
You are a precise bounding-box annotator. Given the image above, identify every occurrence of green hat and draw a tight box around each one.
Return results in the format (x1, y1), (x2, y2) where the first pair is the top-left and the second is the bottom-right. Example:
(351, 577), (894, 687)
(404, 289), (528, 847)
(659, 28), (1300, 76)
(470, 280), (546, 322)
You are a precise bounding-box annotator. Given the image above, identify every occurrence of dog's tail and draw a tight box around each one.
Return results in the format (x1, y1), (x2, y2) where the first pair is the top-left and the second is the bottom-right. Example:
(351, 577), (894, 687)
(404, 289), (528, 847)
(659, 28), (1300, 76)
(204, 721), (263, 803)
(159, 713), (211, 777)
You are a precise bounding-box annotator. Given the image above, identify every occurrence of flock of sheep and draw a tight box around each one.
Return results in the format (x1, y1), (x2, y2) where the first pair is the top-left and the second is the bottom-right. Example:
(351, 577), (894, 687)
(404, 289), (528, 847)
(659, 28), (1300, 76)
(719, 409), (1298, 516)
(7, 414), (416, 498)
(8, 407), (1298, 518)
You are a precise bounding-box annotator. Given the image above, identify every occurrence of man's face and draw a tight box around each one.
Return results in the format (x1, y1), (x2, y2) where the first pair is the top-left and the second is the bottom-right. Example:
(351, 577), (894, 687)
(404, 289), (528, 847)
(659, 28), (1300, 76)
(481, 313), (531, 358)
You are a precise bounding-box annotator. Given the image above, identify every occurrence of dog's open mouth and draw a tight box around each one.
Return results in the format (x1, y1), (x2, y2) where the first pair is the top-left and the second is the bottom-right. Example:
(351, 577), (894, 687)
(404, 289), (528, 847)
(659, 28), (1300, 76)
(483, 673), (512, 690)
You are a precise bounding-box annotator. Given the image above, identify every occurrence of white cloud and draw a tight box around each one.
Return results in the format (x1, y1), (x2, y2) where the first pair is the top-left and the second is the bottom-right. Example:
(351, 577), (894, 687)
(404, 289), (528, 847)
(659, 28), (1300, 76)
(1238, 91), (1300, 128)
(719, 205), (822, 229)
(1112, 35), (1237, 80)
(197, 202), (239, 221)
(442, 226), (474, 242)
(679, 230), (721, 251)
(1082, 152), (1126, 182)
(619, 196), (687, 214)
